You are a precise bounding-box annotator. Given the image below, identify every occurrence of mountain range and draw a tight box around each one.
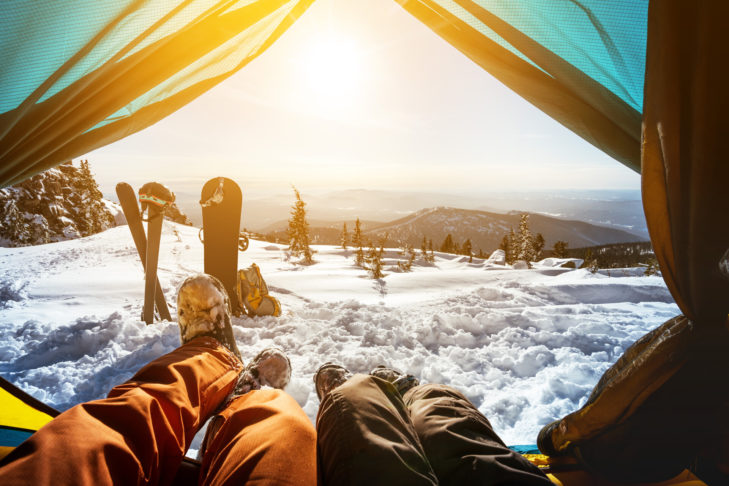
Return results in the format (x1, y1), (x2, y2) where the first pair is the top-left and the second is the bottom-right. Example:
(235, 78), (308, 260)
(159, 188), (648, 239)
(262, 206), (646, 253)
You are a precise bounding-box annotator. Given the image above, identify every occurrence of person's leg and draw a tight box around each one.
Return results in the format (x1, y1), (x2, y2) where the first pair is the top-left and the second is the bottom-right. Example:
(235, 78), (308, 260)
(316, 373), (438, 486)
(184, 275), (315, 486)
(405, 384), (553, 486)
(199, 389), (317, 486)
(0, 336), (242, 486)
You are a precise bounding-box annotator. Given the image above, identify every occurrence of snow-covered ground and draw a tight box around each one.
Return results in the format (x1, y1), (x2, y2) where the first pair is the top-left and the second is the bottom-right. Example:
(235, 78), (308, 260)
(0, 222), (678, 452)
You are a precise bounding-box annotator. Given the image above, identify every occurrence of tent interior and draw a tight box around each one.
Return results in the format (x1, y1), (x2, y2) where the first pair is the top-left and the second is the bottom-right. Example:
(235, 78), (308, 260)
(1, 1), (728, 484)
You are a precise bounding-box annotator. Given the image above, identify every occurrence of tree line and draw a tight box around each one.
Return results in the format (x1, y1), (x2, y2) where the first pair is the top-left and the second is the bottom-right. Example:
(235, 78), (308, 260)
(287, 190), (655, 275)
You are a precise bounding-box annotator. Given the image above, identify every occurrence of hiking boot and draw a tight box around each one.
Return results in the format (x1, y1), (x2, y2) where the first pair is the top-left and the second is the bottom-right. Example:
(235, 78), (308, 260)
(195, 345), (291, 461)
(314, 363), (352, 400)
(233, 346), (292, 395)
(197, 346), (292, 460)
(370, 365), (420, 395)
(177, 274), (241, 360)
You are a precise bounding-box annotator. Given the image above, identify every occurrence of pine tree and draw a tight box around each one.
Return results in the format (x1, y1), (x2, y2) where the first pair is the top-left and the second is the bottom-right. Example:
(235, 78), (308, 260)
(398, 243), (416, 272)
(500, 229), (519, 265)
(644, 257), (659, 276)
(516, 213), (535, 264)
(532, 233), (545, 261)
(427, 239), (435, 263)
(499, 234), (511, 264)
(440, 234), (455, 253)
(287, 186), (314, 264)
(2, 200), (34, 245)
(421, 236), (428, 260)
(365, 239), (385, 279)
(340, 222), (348, 249)
(73, 160), (114, 235)
(462, 238), (473, 262)
(352, 218), (365, 266)
(583, 249), (599, 273)
(553, 240), (568, 258)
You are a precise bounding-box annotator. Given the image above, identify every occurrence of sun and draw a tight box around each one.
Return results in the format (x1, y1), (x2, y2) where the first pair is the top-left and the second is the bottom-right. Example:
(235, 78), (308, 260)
(300, 36), (362, 108)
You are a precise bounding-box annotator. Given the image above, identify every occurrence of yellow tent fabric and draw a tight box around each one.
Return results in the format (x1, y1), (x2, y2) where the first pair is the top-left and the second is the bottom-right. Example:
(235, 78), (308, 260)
(0, 377), (58, 461)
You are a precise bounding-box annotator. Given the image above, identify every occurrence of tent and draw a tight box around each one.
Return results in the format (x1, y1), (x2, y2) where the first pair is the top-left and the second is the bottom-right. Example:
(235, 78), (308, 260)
(1, 0), (728, 482)
(0, 376), (58, 461)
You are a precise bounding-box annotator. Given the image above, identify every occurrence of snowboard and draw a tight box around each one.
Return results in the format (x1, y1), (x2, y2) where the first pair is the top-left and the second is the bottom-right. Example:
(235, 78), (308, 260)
(116, 182), (172, 323)
(200, 177), (242, 315)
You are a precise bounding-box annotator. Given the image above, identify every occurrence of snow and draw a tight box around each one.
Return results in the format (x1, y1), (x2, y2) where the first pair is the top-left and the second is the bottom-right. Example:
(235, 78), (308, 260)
(0, 222), (678, 453)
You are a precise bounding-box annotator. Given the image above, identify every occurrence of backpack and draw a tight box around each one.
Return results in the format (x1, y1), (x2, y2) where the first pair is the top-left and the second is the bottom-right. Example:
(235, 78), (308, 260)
(236, 263), (281, 317)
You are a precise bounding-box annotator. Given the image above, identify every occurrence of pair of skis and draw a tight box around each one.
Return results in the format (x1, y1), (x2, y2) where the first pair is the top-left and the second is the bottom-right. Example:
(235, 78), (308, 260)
(116, 182), (173, 324)
(117, 177), (244, 324)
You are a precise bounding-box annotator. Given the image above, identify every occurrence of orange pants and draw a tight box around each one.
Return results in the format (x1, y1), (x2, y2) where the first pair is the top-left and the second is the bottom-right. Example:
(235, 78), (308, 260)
(0, 337), (316, 486)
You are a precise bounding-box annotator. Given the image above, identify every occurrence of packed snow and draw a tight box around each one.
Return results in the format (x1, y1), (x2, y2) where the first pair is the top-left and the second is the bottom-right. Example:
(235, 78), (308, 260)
(0, 222), (678, 453)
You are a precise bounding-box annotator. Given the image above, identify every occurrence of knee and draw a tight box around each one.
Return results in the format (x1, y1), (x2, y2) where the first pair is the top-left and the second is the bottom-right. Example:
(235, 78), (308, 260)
(404, 383), (469, 404)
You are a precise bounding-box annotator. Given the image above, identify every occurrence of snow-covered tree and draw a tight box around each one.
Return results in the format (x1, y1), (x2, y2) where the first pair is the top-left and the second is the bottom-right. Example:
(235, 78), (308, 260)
(365, 239), (385, 279)
(0, 160), (115, 247)
(515, 213), (535, 264)
(398, 243), (416, 272)
(165, 202), (193, 226)
(287, 186), (314, 264)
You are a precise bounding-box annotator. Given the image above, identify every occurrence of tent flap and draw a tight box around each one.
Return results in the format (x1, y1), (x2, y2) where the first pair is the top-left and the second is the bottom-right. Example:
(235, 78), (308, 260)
(394, 0), (646, 173)
(641, 1), (729, 324)
(0, 0), (315, 188)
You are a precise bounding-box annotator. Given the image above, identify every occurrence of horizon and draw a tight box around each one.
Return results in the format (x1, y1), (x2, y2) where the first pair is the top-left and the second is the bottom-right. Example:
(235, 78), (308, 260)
(95, 178), (647, 237)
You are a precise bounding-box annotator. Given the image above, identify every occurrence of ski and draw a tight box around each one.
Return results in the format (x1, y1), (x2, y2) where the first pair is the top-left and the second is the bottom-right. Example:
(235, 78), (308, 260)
(200, 177), (242, 315)
(115, 182), (172, 323)
(138, 182), (175, 324)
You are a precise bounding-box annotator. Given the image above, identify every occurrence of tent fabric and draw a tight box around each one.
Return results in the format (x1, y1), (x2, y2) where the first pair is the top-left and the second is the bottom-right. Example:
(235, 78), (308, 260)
(0, 376), (58, 461)
(393, 0), (646, 173)
(530, 1), (729, 480)
(0, 0), (314, 188)
(641, 1), (729, 325)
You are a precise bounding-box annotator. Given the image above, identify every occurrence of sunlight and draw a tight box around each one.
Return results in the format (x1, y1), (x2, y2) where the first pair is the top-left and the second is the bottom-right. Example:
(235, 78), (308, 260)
(300, 35), (362, 108)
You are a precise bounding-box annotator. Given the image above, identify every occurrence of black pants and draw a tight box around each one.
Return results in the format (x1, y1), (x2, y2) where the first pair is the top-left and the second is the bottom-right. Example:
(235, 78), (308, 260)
(316, 374), (553, 485)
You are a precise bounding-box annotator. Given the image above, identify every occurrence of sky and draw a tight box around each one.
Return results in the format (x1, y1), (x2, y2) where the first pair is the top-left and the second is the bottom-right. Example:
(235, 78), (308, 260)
(86, 0), (640, 198)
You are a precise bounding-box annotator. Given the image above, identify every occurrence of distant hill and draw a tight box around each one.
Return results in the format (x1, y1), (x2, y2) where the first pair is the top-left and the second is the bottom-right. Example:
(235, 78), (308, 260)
(263, 207), (646, 253)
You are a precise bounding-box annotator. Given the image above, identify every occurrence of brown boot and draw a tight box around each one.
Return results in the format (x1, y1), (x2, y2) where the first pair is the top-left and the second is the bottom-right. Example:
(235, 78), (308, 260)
(314, 363), (352, 400)
(370, 365), (420, 395)
(176, 274), (241, 360)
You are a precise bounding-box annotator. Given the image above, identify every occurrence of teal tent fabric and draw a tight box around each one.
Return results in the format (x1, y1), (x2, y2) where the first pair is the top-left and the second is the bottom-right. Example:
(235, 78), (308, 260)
(0, 0), (314, 188)
(394, 0), (647, 173)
